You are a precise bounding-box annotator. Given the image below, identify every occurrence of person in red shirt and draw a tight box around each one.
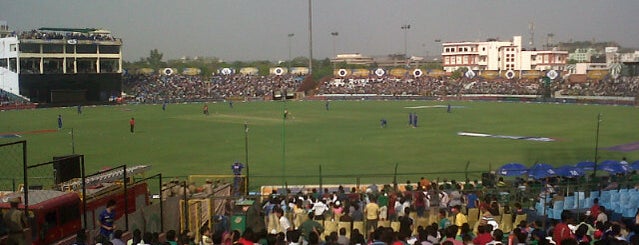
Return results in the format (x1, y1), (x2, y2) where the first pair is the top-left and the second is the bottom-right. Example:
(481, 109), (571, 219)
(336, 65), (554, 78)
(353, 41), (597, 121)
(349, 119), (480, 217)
(589, 198), (600, 219)
(238, 228), (256, 245)
(553, 210), (574, 245)
(129, 117), (135, 133)
(473, 225), (493, 245)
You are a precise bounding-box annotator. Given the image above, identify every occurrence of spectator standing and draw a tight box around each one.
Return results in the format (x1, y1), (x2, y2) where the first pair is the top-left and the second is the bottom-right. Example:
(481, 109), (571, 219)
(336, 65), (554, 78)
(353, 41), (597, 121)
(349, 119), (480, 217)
(232, 161), (244, 195)
(414, 186), (427, 217)
(589, 198), (600, 219)
(3, 197), (28, 245)
(98, 199), (117, 242)
(596, 206), (608, 224)
(351, 203), (364, 222)
(452, 205), (468, 235)
(365, 196), (380, 233)
(553, 210), (574, 245)
(299, 213), (324, 242)
(378, 190), (389, 221)
(398, 207), (414, 238)
(438, 209), (451, 230)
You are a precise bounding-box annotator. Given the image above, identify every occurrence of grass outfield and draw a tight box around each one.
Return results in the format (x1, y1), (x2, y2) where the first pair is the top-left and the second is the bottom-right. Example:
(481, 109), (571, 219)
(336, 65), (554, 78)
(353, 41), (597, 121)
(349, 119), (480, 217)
(1, 100), (638, 190)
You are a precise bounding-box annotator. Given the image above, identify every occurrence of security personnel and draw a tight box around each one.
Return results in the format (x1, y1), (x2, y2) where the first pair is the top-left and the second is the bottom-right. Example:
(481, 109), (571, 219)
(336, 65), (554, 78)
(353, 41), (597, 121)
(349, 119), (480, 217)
(3, 197), (28, 245)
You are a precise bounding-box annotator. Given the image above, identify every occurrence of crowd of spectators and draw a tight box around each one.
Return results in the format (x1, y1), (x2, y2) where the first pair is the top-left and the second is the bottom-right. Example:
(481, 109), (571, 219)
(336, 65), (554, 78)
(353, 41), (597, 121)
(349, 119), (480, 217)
(0, 89), (31, 106)
(121, 73), (639, 103)
(170, 173), (639, 245)
(18, 29), (117, 41)
(554, 76), (639, 97)
(318, 77), (543, 96)
(123, 74), (209, 103)
(123, 73), (304, 103)
(0, 89), (10, 103)
(318, 76), (639, 98)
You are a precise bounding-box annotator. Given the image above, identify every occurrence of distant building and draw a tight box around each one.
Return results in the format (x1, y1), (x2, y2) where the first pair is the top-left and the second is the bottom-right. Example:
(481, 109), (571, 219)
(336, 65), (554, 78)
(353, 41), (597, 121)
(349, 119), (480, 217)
(330, 53), (374, 66)
(605, 47), (621, 64)
(568, 48), (600, 63)
(565, 63), (608, 75)
(441, 36), (568, 72)
(620, 51), (639, 63)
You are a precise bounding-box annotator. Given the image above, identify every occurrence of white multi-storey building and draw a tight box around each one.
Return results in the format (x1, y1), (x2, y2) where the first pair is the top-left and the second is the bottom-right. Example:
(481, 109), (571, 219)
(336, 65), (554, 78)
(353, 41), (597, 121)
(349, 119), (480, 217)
(1, 24), (122, 103)
(441, 36), (568, 73)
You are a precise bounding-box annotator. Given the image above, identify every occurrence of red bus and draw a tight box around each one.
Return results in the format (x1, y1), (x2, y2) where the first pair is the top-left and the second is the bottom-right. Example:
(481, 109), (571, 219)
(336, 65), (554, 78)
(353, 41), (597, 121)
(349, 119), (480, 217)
(0, 182), (148, 245)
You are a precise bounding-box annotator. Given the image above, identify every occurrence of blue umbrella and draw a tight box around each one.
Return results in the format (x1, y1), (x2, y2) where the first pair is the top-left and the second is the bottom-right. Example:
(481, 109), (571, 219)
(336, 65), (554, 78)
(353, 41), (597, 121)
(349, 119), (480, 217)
(598, 160), (628, 174)
(497, 163), (528, 176)
(630, 161), (639, 170)
(576, 161), (596, 171)
(529, 163), (556, 179)
(554, 165), (585, 178)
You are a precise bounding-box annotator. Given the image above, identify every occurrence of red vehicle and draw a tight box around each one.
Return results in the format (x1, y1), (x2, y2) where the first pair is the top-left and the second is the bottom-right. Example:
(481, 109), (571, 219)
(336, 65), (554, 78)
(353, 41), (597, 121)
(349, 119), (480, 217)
(1, 176), (149, 244)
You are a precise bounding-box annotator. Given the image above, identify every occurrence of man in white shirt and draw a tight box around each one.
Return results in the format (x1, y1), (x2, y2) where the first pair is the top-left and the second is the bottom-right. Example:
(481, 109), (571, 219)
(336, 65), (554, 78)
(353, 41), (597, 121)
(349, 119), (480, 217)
(312, 199), (328, 220)
(596, 206), (608, 224)
(274, 207), (292, 233)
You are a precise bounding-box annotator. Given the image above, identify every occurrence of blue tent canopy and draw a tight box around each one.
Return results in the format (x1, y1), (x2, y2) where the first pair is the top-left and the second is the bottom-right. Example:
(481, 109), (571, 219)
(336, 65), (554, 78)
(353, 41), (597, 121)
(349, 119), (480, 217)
(555, 165), (585, 178)
(497, 163), (528, 176)
(528, 163), (556, 179)
(630, 161), (639, 170)
(598, 160), (629, 174)
(575, 161), (596, 171)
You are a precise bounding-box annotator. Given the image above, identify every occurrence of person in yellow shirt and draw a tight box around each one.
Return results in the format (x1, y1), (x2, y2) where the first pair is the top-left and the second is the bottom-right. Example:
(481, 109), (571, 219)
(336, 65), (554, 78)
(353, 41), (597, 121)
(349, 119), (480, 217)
(451, 205), (468, 235)
(364, 196), (380, 234)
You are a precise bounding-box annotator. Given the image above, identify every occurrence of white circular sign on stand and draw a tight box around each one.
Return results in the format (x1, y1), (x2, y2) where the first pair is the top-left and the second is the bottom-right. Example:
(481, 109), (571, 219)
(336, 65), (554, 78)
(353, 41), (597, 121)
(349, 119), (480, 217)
(413, 69), (423, 77)
(338, 69), (347, 77)
(375, 68), (385, 77)
(546, 70), (558, 80)
(221, 68), (232, 75)
(274, 67), (284, 76)
(163, 68), (173, 76)
(505, 70), (515, 79)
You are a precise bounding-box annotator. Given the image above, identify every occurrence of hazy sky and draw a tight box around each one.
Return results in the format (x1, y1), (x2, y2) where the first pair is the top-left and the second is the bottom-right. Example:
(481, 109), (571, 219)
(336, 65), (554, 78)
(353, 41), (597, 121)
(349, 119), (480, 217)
(2, 0), (638, 62)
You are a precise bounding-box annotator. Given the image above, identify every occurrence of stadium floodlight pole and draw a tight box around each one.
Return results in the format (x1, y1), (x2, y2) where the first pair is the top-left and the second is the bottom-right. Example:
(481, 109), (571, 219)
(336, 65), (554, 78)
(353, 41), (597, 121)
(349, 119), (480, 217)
(331, 32), (339, 58)
(244, 121), (249, 195)
(308, 0), (313, 74)
(401, 24), (411, 59)
(288, 33), (294, 69)
(593, 113), (602, 178)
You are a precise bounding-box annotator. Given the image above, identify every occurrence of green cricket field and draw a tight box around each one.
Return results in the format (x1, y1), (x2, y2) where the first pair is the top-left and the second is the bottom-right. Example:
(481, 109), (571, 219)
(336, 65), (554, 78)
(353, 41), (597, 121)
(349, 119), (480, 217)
(1, 100), (637, 191)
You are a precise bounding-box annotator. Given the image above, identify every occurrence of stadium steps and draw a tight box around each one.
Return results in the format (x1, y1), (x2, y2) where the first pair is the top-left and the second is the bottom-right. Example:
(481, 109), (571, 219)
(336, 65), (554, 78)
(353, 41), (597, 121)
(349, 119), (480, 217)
(0, 88), (35, 110)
